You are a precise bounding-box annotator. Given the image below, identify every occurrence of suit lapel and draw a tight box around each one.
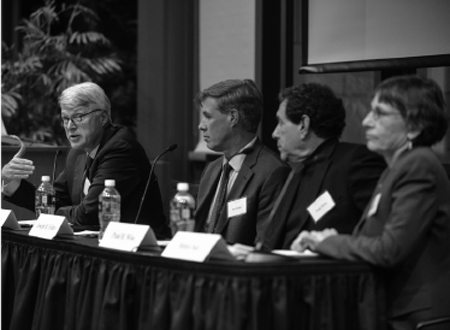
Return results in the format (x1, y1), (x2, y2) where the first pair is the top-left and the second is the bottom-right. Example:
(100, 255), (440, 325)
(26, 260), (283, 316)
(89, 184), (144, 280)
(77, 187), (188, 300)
(214, 163), (254, 233)
(299, 140), (340, 222)
(195, 160), (223, 231)
(214, 141), (262, 234)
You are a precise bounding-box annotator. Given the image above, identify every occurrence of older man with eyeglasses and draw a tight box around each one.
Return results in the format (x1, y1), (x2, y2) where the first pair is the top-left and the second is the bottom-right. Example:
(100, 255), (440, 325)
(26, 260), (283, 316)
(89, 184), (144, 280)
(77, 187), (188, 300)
(2, 82), (170, 239)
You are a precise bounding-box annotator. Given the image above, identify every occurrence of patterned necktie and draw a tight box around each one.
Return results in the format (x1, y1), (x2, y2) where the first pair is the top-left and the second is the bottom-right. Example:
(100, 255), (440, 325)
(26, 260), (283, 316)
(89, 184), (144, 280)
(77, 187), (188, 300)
(206, 162), (233, 233)
(81, 156), (93, 200)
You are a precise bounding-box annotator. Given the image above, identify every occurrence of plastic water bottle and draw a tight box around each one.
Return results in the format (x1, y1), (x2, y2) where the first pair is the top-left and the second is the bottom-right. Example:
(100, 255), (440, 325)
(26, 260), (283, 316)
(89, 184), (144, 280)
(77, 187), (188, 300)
(170, 182), (195, 236)
(35, 175), (55, 217)
(98, 179), (121, 241)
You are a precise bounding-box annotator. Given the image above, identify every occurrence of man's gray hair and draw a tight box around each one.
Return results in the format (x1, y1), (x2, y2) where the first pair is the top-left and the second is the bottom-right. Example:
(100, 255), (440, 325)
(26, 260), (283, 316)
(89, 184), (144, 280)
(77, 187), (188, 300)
(58, 82), (112, 122)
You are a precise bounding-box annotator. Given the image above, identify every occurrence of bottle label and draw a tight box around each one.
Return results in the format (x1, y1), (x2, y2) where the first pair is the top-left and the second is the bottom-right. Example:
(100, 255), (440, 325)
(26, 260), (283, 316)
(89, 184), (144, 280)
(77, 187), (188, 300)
(170, 199), (194, 236)
(181, 208), (191, 220)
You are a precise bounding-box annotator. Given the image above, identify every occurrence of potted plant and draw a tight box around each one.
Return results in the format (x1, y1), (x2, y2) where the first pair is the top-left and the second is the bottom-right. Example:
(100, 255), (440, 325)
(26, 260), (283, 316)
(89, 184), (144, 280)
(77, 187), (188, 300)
(1, 0), (122, 145)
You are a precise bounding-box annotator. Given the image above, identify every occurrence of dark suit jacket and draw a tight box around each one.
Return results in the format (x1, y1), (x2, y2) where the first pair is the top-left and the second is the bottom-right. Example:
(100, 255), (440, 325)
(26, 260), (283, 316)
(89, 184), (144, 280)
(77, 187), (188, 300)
(194, 138), (291, 246)
(6, 124), (170, 239)
(316, 147), (450, 319)
(263, 138), (386, 250)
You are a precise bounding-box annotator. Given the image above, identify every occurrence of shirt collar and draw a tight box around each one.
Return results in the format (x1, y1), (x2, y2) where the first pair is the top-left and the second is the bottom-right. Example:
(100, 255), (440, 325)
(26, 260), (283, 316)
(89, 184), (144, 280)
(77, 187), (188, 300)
(222, 137), (257, 171)
(88, 145), (100, 159)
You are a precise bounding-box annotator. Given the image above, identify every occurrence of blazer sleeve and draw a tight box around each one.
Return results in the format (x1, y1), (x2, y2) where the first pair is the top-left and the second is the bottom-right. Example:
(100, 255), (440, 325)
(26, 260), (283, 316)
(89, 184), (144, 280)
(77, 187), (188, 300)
(254, 164), (291, 243)
(316, 152), (442, 267)
(4, 179), (36, 212)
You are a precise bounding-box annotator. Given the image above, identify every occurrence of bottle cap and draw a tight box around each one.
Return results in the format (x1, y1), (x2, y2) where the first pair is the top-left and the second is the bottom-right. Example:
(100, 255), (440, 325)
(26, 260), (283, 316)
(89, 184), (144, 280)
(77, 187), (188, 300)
(104, 179), (116, 187)
(42, 175), (51, 182)
(177, 182), (189, 192)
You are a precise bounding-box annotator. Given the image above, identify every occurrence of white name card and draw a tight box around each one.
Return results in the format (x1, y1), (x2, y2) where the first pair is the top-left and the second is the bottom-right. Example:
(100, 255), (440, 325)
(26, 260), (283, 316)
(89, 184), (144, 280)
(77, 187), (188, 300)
(0, 209), (20, 230)
(98, 222), (158, 252)
(161, 232), (235, 262)
(307, 190), (336, 222)
(29, 214), (73, 239)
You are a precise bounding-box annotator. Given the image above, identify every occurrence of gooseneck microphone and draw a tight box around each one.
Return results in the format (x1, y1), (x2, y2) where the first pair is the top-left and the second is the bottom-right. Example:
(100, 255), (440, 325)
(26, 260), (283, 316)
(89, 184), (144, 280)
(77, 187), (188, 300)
(134, 143), (178, 224)
(52, 150), (62, 183)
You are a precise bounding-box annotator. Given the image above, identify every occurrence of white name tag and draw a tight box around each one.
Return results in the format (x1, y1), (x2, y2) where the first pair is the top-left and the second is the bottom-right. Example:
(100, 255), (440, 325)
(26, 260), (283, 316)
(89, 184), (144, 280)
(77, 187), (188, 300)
(227, 197), (247, 218)
(29, 214), (73, 239)
(162, 232), (235, 262)
(99, 222), (158, 252)
(0, 209), (20, 230)
(307, 190), (336, 222)
(367, 193), (381, 218)
(83, 178), (91, 196)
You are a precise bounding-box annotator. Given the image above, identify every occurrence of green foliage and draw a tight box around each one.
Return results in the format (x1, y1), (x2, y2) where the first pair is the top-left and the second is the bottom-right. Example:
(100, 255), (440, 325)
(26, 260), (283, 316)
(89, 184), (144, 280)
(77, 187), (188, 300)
(1, 0), (122, 145)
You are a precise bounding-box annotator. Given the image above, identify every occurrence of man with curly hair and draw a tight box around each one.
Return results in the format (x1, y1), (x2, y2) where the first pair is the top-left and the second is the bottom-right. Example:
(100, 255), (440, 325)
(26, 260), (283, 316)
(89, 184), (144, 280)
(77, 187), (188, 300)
(261, 83), (386, 250)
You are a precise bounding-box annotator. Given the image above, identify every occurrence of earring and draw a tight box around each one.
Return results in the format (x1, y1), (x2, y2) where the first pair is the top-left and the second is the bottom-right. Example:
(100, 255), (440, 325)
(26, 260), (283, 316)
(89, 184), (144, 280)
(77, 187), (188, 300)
(407, 139), (413, 150)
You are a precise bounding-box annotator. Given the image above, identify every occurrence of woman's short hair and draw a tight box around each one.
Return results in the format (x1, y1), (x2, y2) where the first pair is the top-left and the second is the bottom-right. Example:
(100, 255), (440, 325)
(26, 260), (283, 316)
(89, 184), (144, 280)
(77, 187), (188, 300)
(58, 82), (112, 121)
(195, 79), (263, 134)
(279, 83), (346, 139)
(375, 75), (448, 147)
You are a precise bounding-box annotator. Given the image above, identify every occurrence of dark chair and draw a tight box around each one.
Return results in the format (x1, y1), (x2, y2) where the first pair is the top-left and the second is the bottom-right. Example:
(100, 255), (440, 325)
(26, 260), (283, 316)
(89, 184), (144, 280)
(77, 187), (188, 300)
(416, 316), (450, 330)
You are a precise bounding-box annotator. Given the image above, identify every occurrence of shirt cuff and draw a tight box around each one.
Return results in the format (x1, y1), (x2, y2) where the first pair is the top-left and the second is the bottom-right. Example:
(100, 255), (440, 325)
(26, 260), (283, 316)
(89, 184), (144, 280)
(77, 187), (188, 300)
(1, 179), (21, 197)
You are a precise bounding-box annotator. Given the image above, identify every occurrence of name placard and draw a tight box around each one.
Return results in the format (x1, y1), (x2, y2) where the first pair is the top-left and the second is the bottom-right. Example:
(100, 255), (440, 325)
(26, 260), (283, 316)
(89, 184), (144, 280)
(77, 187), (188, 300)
(0, 209), (20, 230)
(98, 222), (158, 252)
(161, 232), (235, 262)
(29, 214), (73, 239)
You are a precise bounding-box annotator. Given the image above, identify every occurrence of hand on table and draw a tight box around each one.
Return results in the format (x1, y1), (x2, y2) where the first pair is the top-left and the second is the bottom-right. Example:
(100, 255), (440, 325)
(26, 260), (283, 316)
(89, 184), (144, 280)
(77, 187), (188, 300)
(290, 228), (338, 252)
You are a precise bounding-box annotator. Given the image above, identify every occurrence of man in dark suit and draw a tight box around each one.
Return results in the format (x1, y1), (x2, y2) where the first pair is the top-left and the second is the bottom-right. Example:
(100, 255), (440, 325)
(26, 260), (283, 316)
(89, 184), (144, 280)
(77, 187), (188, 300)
(2, 82), (170, 239)
(262, 83), (386, 250)
(194, 79), (290, 246)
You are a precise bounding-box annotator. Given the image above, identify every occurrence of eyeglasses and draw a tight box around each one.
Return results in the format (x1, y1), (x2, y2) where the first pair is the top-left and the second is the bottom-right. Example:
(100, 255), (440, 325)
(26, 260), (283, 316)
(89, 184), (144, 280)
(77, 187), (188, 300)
(369, 107), (402, 121)
(60, 109), (103, 127)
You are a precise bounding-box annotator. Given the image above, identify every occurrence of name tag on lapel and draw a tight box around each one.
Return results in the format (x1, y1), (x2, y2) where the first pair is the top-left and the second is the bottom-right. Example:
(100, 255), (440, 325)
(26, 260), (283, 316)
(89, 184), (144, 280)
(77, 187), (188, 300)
(227, 197), (247, 218)
(307, 190), (335, 222)
(83, 178), (91, 196)
(367, 193), (381, 218)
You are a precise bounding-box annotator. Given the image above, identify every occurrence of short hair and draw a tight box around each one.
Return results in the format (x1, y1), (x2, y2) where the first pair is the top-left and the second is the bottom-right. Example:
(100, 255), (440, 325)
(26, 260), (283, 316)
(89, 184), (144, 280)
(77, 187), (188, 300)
(58, 82), (112, 121)
(279, 83), (346, 139)
(375, 75), (448, 147)
(195, 79), (263, 133)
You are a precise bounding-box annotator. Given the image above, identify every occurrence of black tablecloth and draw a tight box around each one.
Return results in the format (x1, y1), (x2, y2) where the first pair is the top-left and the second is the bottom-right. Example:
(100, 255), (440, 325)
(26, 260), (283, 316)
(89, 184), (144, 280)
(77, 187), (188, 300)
(1, 229), (386, 330)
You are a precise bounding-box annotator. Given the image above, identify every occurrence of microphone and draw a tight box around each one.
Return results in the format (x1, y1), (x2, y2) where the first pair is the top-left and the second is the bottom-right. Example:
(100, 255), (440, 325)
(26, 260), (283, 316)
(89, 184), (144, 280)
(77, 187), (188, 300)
(134, 143), (178, 224)
(52, 150), (62, 183)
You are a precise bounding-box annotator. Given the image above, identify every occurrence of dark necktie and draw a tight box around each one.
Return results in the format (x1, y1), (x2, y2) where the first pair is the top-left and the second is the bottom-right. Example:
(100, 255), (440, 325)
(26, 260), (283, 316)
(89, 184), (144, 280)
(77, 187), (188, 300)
(81, 156), (93, 200)
(206, 162), (233, 233)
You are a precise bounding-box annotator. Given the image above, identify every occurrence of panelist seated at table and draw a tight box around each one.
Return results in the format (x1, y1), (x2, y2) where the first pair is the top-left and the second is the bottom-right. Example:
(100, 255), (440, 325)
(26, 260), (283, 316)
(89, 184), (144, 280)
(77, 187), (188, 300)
(2, 82), (171, 239)
(292, 75), (450, 330)
(261, 83), (386, 250)
(194, 79), (291, 246)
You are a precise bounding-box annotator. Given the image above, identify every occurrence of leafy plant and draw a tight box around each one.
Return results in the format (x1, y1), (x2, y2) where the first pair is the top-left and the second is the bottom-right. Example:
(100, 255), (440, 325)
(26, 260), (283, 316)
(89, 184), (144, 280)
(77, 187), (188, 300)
(1, 0), (122, 145)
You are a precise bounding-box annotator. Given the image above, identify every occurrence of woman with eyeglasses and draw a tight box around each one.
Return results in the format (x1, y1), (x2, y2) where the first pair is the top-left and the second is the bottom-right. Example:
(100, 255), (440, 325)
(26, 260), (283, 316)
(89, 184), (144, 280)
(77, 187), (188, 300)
(291, 75), (450, 330)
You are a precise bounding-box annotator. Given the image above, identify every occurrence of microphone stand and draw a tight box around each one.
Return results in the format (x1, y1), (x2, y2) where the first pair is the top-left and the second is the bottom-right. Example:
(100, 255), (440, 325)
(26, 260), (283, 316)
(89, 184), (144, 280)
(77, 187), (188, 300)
(134, 144), (178, 224)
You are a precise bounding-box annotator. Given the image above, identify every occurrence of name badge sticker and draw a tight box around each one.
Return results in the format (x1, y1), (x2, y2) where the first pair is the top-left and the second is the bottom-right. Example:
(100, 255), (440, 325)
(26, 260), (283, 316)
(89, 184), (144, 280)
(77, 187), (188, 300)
(307, 190), (336, 222)
(367, 193), (381, 218)
(227, 197), (247, 218)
